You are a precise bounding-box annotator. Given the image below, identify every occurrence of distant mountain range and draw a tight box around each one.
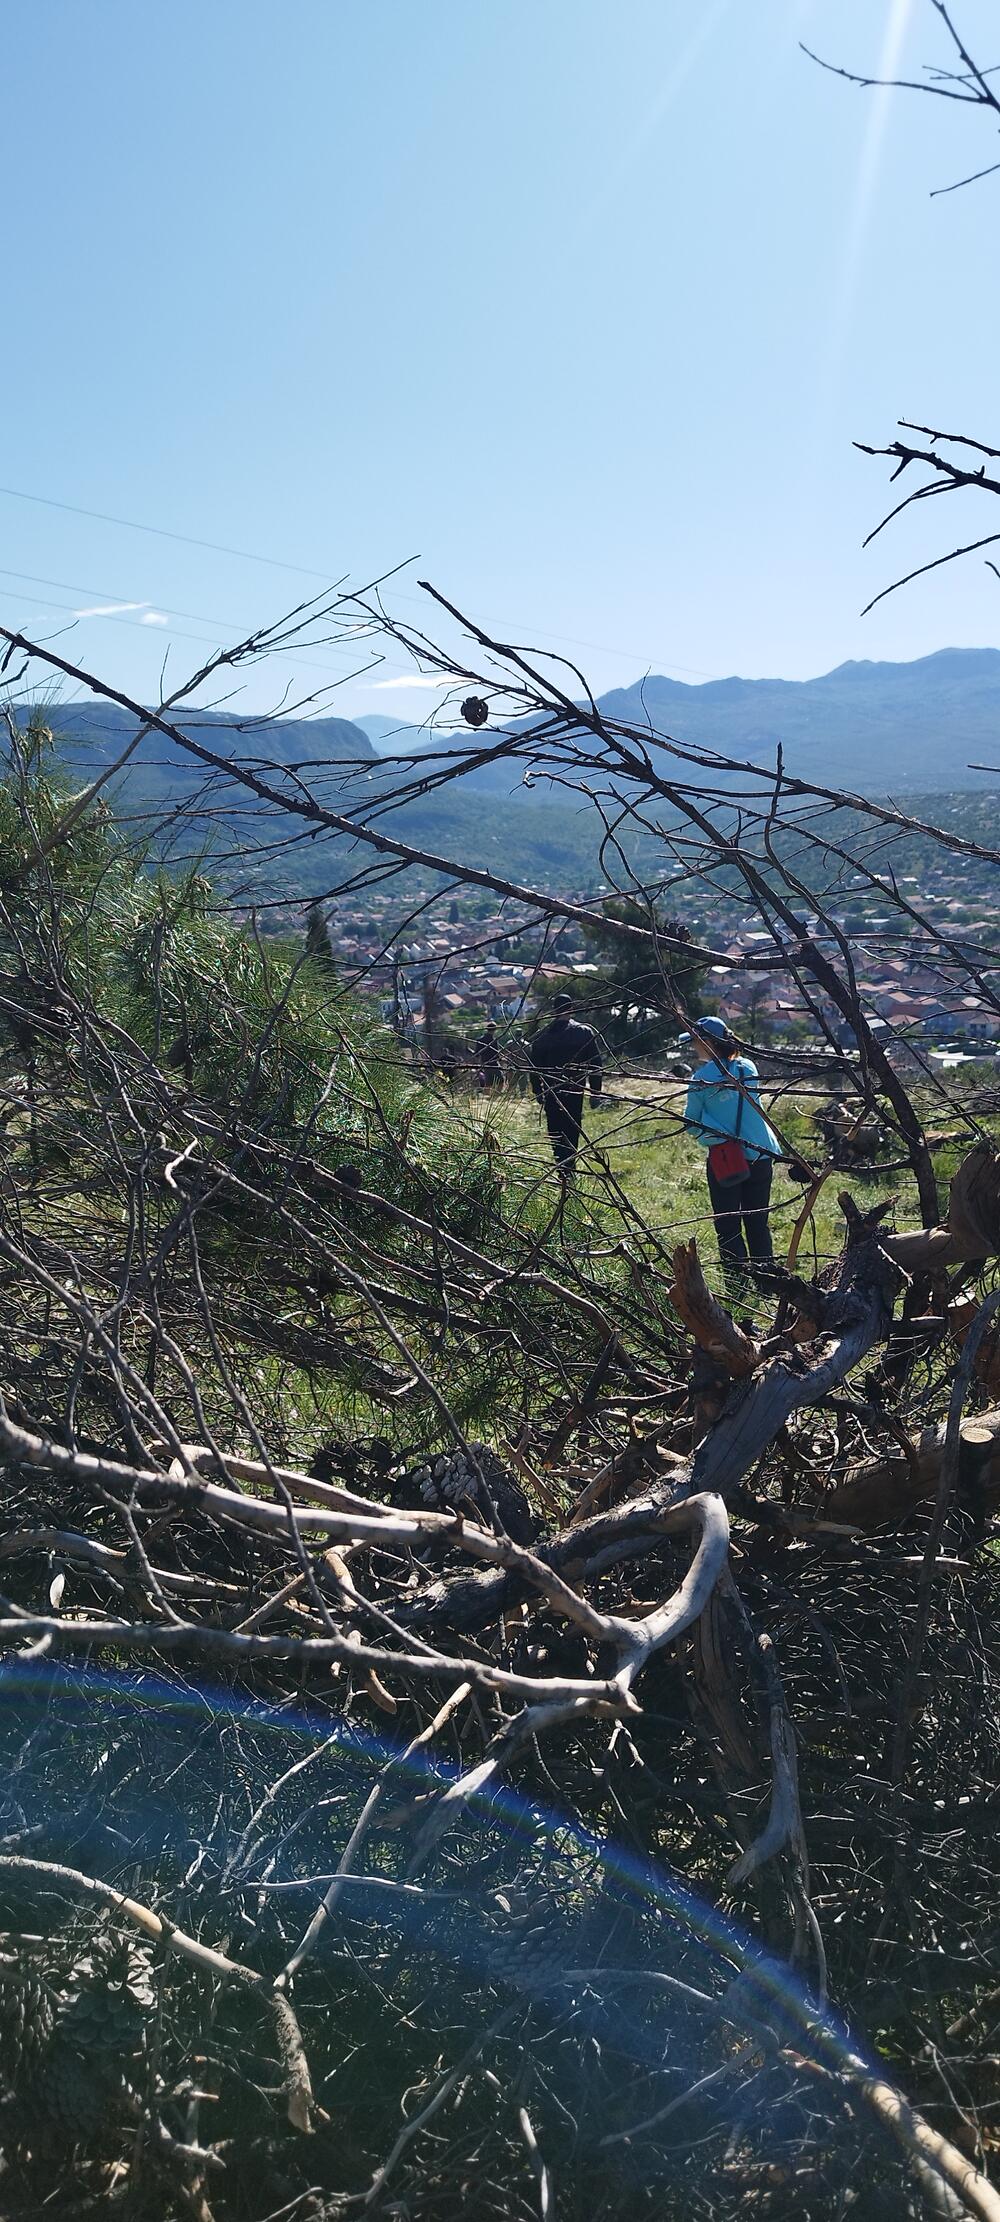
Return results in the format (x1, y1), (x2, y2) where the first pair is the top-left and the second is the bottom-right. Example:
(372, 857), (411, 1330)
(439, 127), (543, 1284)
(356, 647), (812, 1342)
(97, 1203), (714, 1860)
(599, 647), (1000, 793)
(32, 702), (374, 795)
(360, 647), (1000, 794)
(31, 646), (1000, 799)
(17, 646), (1000, 897)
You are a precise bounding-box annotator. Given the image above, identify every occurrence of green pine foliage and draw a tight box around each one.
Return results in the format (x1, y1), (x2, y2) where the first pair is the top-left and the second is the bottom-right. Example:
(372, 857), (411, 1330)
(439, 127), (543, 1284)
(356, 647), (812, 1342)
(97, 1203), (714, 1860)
(558, 894), (706, 1051)
(0, 727), (624, 1471)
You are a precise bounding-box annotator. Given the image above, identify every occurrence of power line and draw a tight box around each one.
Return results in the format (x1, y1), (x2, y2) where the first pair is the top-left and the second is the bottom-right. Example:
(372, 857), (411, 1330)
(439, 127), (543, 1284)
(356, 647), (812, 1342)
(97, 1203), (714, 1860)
(0, 566), (400, 681)
(505, 625), (719, 681)
(0, 584), (268, 655)
(0, 583), (235, 650)
(0, 482), (722, 683)
(0, 562), (719, 699)
(0, 586), (385, 697)
(0, 565), (247, 637)
(0, 483), (333, 580)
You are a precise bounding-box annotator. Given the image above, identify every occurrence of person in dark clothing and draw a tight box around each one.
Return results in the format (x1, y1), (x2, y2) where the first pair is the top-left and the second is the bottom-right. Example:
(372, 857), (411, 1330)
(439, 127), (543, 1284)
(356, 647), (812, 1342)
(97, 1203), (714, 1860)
(476, 1021), (502, 1087)
(705, 1150), (775, 1284)
(528, 993), (602, 1174)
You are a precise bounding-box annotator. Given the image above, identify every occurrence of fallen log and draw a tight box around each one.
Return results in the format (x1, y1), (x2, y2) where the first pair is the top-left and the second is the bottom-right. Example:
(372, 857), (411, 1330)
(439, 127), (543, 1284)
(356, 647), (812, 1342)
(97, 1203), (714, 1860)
(685, 1206), (901, 1499)
(401, 1161), (998, 1633)
(949, 1295), (1000, 1396)
(410, 1205), (904, 1637)
(415, 1142), (1000, 1633)
(822, 1407), (1000, 1530)
(885, 1139), (1000, 1270)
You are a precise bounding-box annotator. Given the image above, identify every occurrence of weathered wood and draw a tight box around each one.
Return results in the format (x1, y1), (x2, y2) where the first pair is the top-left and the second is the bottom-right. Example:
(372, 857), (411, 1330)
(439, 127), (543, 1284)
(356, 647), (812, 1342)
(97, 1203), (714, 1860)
(822, 1407), (1000, 1529)
(685, 1586), (759, 1784)
(885, 1141), (1000, 1269)
(687, 1283), (896, 1499)
(366, 1159), (992, 1642)
(669, 1240), (760, 1376)
(411, 1245), (900, 1637)
(949, 1298), (1000, 1395)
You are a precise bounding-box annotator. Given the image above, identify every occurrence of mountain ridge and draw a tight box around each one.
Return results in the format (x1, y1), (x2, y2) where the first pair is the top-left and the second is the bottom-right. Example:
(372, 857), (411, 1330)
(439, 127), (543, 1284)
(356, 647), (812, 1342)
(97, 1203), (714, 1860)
(13, 646), (1000, 900)
(596, 645), (1000, 788)
(356, 646), (1000, 793)
(29, 645), (996, 797)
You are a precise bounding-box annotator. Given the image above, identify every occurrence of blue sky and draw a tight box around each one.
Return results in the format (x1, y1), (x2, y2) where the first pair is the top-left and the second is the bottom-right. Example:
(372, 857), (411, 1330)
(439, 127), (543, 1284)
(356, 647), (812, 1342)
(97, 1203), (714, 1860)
(2, 0), (998, 720)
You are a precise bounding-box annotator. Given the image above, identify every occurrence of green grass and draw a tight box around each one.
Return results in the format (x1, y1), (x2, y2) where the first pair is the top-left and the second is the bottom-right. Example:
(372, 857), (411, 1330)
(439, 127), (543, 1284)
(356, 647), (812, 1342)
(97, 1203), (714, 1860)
(457, 1074), (975, 1297)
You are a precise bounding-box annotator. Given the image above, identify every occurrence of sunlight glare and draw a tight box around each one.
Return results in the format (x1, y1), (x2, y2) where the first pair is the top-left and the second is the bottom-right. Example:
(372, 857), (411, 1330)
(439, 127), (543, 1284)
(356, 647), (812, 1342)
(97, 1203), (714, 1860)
(822, 0), (916, 407)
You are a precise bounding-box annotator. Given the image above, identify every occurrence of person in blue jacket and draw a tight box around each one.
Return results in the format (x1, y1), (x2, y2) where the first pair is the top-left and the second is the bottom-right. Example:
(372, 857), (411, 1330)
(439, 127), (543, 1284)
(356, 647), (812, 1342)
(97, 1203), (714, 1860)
(680, 1015), (781, 1288)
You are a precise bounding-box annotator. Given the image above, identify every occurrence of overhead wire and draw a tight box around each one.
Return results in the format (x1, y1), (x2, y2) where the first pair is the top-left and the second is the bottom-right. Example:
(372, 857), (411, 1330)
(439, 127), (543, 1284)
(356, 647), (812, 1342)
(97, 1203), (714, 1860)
(0, 481), (331, 579)
(0, 579), (391, 694)
(0, 482), (722, 682)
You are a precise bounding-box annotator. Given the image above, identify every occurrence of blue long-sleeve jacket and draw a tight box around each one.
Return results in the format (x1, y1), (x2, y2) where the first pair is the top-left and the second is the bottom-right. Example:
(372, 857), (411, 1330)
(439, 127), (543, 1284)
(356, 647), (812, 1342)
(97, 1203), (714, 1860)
(683, 1055), (780, 1161)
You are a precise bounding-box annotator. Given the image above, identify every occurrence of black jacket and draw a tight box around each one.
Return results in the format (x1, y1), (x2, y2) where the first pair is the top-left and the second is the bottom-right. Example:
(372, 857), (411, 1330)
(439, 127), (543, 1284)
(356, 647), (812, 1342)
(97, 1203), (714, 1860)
(528, 1016), (602, 1102)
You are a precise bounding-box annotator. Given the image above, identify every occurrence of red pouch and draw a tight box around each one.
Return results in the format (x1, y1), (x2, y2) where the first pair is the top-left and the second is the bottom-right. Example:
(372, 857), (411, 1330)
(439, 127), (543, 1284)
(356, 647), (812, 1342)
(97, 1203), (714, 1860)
(708, 1139), (750, 1189)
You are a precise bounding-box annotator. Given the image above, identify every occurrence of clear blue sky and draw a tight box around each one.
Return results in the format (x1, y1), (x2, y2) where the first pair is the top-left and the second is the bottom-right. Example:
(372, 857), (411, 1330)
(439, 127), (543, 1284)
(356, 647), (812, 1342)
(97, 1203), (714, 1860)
(2, 0), (998, 719)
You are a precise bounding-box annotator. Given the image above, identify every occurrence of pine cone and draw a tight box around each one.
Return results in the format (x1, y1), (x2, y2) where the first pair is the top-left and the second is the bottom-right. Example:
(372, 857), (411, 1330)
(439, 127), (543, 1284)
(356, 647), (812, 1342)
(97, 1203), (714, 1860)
(0, 1932), (154, 2148)
(408, 1444), (536, 1544)
(478, 1913), (575, 1998)
(56, 1974), (149, 2056)
(466, 1442), (536, 1545)
(0, 1955), (56, 2081)
(34, 2030), (111, 2145)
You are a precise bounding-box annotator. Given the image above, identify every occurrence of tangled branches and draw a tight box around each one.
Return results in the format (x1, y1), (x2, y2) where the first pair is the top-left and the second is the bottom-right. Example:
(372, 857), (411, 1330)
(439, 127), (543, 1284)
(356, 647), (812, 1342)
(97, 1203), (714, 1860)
(2, 590), (1000, 2218)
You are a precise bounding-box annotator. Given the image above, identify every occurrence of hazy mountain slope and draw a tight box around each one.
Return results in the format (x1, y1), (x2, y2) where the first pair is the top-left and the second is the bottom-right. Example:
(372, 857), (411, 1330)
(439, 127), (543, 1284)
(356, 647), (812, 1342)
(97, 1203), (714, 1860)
(34, 703), (374, 795)
(25, 649), (1000, 898)
(355, 712), (562, 801)
(30, 699), (585, 890)
(361, 649), (1000, 794)
(356, 714), (431, 753)
(599, 647), (1000, 791)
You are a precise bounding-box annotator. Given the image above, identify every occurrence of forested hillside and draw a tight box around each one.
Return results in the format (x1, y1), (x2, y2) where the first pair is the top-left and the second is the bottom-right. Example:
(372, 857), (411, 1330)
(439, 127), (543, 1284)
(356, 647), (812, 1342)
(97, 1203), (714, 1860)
(28, 687), (1000, 908)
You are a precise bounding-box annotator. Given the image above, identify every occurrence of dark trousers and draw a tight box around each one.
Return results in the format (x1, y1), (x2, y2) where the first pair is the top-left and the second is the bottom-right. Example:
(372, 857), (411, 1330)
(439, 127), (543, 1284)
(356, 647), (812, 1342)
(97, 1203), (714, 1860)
(706, 1153), (775, 1283)
(543, 1091), (585, 1172)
